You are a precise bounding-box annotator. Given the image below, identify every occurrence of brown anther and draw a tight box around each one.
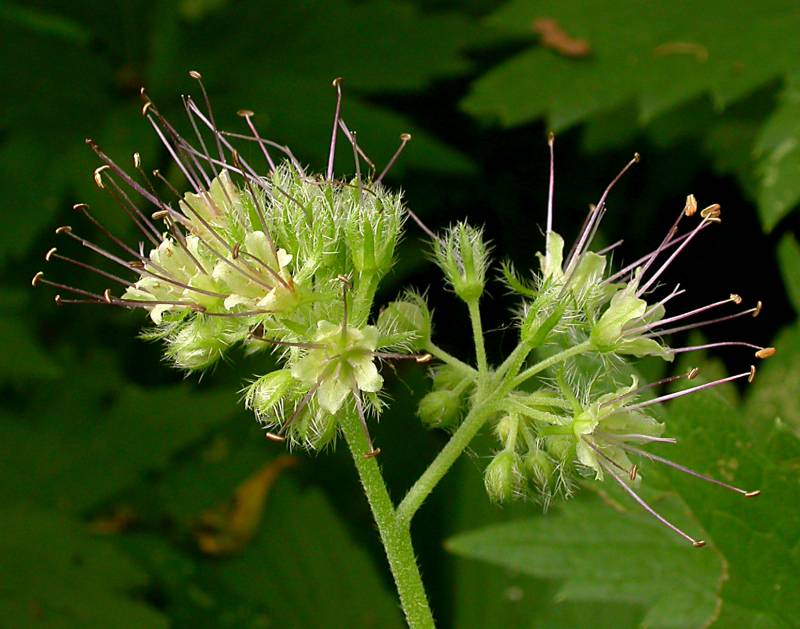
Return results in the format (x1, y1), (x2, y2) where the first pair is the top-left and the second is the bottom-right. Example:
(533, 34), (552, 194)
(684, 193), (697, 216)
(687, 367), (700, 380)
(400, 133), (412, 142)
(745, 490), (761, 498)
(748, 365), (756, 383)
(55, 225), (72, 235)
(191, 304), (208, 313)
(730, 293), (742, 305)
(151, 210), (169, 221)
(337, 275), (352, 289)
(705, 216), (722, 224)
(31, 271), (44, 287)
(633, 152), (641, 162)
(73, 203), (89, 212)
(415, 353), (433, 364)
(364, 448), (382, 459)
(133, 152), (141, 168)
(629, 464), (639, 481)
(332, 76), (343, 87)
(237, 109), (255, 117)
(54, 294), (63, 305)
(45, 247), (57, 262)
(189, 70), (202, 79)
(93, 165), (110, 189)
(265, 432), (286, 442)
(753, 301), (763, 317)
(692, 540), (707, 548)
(231, 242), (241, 259)
(755, 347), (776, 359)
(231, 150), (242, 168)
(141, 101), (154, 116)
(547, 131), (555, 146)
(130, 261), (145, 269)
(700, 203), (721, 219)
(103, 289), (113, 304)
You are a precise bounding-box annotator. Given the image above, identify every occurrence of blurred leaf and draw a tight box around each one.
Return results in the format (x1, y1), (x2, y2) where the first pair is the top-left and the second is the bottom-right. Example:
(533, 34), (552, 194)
(658, 382), (800, 627)
(0, 359), (237, 512)
(0, 505), (166, 628)
(0, 290), (60, 381)
(777, 233), (800, 315)
(447, 494), (722, 628)
(754, 73), (800, 230)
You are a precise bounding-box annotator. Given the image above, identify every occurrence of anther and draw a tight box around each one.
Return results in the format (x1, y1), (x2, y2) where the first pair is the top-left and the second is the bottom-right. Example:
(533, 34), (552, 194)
(730, 293), (742, 305)
(265, 432), (286, 443)
(753, 301), (763, 317)
(54, 294), (63, 305)
(73, 203), (89, 212)
(748, 365), (756, 383)
(237, 109), (254, 118)
(755, 347), (776, 359)
(415, 353), (433, 364)
(188, 70), (202, 79)
(745, 490), (761, 498)
(364, 448), (382, 459)
(684, 194), (697, 216)
(692, 540), (707, 548)
(700, 203), (721, 219)
(629, 463), (639, 481)
(547, 131), (555, 146)
(141, 101), (154, 116)
(151, 210), (169, 220)
(633, 152), (641, 162)
(400, 132), (412, 142)
(55, 225), (72, 234)
(103, 289), (113, 304)
(232, 242), (241, 258)
(687, 367), (700, 379)
(93, 165), (110, 189)
(45, 247), (57, 262)
(31, 271), (44, 287)
(332, 76), (343, 87)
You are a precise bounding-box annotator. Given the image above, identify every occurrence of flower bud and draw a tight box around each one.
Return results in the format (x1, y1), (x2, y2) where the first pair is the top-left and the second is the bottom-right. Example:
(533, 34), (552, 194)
(523, 449), (554, 489)
(484, 450), (521, 503)
(165, 317), (237, 371)
(433, 222), (489, 303)
(377, 294), (431, 350)
(418, 389), (463, 429)
(345, 192), (403, 277)
(245, 369), (295, 420)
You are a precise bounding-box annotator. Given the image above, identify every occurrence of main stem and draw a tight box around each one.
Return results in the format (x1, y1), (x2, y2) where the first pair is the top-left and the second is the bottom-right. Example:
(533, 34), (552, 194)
(339, 409), (435, 628)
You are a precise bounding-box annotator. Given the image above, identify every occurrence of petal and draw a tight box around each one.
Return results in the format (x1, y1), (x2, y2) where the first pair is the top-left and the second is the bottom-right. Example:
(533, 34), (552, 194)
(353, 357), (383, 393)
(576, 441), (602, 480)
(317, 377), (350, 414)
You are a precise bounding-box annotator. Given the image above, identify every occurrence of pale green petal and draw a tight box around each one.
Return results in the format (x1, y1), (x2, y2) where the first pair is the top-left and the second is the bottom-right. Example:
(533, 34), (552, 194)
(576, 440), (602, 479)
(317, 377), (350, 413)
(353, 357), (383, 393)
(291, 355), (322, 385)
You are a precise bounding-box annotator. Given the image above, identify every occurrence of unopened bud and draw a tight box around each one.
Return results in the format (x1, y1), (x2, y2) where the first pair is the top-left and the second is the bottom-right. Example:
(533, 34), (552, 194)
(484, 450), (521, 503)
(418, 389), (463, 429)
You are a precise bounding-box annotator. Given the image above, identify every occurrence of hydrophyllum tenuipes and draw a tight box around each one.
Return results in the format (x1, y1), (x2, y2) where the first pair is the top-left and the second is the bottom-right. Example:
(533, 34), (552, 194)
(32, 72), (772, 628)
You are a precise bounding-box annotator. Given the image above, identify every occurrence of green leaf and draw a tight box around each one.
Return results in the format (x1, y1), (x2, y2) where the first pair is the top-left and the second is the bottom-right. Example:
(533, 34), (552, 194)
(0, 506), (166, 628)
(658, 381), (800, 627)
(447, 493), (723, 628)
(754, 74), (800, 230)
(0, 357), (238, 512)
(777, 234), (800, 315)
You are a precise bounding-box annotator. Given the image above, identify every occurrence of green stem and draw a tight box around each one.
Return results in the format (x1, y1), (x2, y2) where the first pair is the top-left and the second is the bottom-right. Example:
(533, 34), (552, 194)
(511, 341), (592, 389)
(339, 409), (435, 629)
(467, 299), (488, 374)
(396, 397), (498, 527)
(426, 342), (477, 379)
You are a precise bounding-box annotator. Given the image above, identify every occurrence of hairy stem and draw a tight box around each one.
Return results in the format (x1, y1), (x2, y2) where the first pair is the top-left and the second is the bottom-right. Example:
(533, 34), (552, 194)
(426, 342), (477, 378)
(511, 341), (593, 389)
(468, 299), (488, 374)
(396, 397), (498, 527)
(339, 409), (435, 629)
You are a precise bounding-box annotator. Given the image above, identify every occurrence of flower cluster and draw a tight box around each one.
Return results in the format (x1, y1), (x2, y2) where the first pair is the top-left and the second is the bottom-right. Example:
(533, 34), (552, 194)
(32, 75), (427, 454)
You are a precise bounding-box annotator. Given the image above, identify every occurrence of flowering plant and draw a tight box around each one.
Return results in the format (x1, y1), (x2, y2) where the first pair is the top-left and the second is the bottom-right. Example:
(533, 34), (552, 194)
(33, 74), (771, 628)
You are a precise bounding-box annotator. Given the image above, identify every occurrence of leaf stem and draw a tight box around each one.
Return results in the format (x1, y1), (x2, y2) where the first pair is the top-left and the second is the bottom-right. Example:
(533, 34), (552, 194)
(339, 408), (435, 629)
(467, 299), (488, 374)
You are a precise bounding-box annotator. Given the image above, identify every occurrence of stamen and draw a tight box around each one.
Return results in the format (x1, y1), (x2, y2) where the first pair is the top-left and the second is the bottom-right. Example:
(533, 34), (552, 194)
(237, 109), (276, 172)
(339, 119), (376, 176)
(684, 194), (697, 217)
(564, 153), (639, 276)
(376, 133), (412, 184)
(671, 341), (775, 360)
(352, 385), (380, 458)
(637, 217), (718, 296)
(600, 368), (699, 407)
(45, 249), (132, 286)
(181, 94), (219, 181)
(338, 275), (352, 338)
(631, 294), (742, 336)
(617, 442), (760, 498)
(596, 239), (624, 255)
(700, 203), (721, 219)
(93, 165), (110, 189)
(626, 368), (755, 411)
(546, 132), (555, 234)
(188, 70), (227, 165)
(638, 285), (685, 322)
(600, 433), (678, 444)
(644, 303), (763, 337)
(327, 77), (344, 181)
(598, 457), (706, 547)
